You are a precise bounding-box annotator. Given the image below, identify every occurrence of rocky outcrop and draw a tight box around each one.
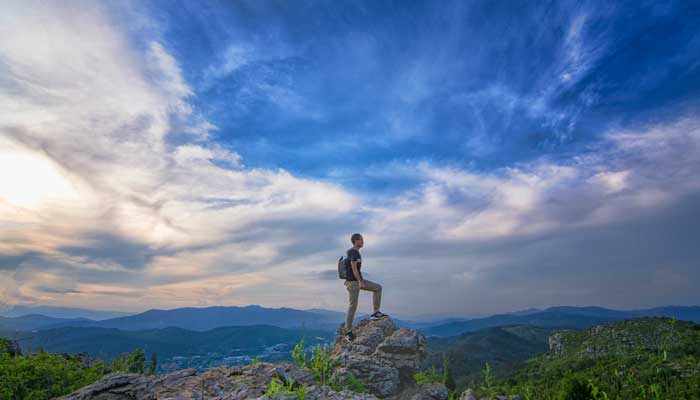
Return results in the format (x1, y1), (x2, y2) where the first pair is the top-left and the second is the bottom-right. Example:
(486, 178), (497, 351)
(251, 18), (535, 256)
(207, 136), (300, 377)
(331, 318), (437, 399)
(59, 316), (434, 399)
(409, 383), (449, 400)
(60, 362), (378, 400)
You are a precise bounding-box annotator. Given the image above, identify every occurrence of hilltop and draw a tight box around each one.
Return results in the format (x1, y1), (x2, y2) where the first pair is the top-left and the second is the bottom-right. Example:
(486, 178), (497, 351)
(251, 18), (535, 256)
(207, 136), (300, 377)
(488, 317), (700, 399)
(55, 317), (451, 400)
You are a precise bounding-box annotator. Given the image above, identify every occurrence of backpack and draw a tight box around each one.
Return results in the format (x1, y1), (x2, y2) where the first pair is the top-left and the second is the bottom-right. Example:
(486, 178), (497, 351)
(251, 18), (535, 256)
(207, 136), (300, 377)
(337, 255), (348, 279)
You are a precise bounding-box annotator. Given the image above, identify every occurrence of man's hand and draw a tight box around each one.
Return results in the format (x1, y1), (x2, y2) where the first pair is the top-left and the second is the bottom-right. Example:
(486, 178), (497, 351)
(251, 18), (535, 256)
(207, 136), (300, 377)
(359, 280), (366, 289)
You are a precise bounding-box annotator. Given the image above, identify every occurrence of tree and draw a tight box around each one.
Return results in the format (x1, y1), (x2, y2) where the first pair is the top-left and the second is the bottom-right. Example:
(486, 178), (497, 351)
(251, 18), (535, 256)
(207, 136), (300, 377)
(148, 352), (158, 375)
(111, 349), (147, 374)
(442, 354), (456, 391)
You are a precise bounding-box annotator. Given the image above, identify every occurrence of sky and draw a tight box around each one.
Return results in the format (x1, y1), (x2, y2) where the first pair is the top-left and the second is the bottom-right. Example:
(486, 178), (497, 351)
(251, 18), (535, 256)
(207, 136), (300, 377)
(1, 0), (699, 317)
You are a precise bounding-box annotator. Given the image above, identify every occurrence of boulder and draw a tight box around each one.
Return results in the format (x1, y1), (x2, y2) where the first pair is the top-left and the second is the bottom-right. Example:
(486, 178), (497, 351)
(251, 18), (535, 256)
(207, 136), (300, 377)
(409, 383), (449, 400)
(460, 389), (478, 400)
(331, 317), (427, 398)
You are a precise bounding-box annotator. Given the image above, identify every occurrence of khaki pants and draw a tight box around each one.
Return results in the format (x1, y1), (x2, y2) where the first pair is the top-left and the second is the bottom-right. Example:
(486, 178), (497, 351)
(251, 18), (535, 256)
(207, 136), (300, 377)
(344, 279), (382, 331)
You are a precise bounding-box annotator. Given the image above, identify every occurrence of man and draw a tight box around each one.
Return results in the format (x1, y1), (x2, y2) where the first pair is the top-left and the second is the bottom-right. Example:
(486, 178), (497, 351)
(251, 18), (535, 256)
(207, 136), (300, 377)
(344, 233), (388, 341)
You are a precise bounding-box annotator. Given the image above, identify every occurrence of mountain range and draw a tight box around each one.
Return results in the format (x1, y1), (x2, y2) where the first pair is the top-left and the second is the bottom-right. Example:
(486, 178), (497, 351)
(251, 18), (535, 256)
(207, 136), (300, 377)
(0, 324), (332, 363)
(421, 306), (700, 337)
(1, 304), (699, 338)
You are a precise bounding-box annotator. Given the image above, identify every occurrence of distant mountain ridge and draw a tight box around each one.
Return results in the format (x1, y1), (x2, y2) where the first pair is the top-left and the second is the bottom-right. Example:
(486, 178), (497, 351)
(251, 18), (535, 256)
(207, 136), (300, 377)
(2, 304), (698, 336)
(0, 314), (91, 331)
(23, 305), (346, 332)
(422, 306), (700, 337)
(0, 304), (132, 320)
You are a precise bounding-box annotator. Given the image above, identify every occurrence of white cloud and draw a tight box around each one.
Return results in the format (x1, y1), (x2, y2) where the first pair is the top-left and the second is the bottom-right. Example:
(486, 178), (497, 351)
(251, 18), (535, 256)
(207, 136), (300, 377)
(0, 0), (356, 310)
(1, 1), (698, 315)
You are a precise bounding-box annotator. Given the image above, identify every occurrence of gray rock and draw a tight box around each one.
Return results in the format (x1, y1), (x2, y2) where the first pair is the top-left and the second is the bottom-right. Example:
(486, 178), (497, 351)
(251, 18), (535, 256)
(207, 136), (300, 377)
(374, 328), (426, 380)
(58, 372), (155, 400)
(60, 317), (425, 399)
(460, 389), (478, 400)
(409, 383), (449, 400)
(331, 317), (426, 398)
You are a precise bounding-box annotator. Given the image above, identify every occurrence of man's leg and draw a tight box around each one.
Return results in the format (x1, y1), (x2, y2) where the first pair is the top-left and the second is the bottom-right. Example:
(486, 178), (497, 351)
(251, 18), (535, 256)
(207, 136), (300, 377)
(345, 281), (360, 332)
(360, 279), (382, 313)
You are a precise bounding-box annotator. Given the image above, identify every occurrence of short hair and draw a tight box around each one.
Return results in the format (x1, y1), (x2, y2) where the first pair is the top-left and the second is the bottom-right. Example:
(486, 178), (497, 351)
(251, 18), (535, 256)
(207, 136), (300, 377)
(351, 233), (363, 244)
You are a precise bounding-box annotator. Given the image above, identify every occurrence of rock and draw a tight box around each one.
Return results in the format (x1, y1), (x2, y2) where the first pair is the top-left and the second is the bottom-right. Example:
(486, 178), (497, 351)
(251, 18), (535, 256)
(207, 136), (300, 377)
(374, 328), (426, 381)
(334, 318), (396, 356)
(548, 332), (564, 355)
(59, 361), (380, 400)
(58, 372), (155, 400)
(409, 383), (448, 400)
(460, 389), (478, 400)
(331, 317), (427, 398)
(332, 360), (399, 398)
(59, 316), (425, 399)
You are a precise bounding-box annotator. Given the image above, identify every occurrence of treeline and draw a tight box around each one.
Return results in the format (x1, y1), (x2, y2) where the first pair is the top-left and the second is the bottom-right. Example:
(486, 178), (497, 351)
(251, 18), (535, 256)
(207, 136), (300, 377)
(0, 337), (156, 400)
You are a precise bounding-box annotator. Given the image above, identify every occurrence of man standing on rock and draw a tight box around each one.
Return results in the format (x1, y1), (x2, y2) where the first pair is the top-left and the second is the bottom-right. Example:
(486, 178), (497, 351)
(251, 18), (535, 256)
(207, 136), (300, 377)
(344, 233), (388, 341)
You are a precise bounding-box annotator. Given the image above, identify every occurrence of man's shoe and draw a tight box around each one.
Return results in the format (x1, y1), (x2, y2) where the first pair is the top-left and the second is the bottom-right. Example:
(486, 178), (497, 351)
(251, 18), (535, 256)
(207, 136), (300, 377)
(345, 331), (356, 342)
(370, 311), (388, 320)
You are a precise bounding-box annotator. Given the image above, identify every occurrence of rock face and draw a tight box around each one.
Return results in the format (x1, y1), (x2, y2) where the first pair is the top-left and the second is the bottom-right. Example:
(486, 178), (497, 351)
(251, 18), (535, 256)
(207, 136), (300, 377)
(59, 316), (431, 400)
(331, 318), (431, 399)
(60, 362), (379, 400)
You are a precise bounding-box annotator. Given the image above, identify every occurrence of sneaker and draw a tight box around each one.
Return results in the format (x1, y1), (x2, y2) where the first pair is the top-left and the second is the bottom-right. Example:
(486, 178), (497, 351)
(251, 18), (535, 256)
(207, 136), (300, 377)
(370, 311), (388, 320)
(345, 331), (356, 342)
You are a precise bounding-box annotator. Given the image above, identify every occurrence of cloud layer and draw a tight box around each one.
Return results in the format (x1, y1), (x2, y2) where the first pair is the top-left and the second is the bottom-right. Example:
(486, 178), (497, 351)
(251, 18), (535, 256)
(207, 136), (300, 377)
(1, 0), (699, 316)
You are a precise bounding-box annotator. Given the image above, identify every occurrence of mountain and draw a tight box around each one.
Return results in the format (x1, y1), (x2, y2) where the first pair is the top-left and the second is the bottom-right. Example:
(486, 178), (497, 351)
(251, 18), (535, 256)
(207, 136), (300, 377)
(424, 325), (558, 388)
(0, 304), (132, 320)
(494, 318), (700, 399)
(422, 306), (700, 337)
(1, 324), (333, 364)
(0, 314), (92, 331)
(38, 305), (345, 332)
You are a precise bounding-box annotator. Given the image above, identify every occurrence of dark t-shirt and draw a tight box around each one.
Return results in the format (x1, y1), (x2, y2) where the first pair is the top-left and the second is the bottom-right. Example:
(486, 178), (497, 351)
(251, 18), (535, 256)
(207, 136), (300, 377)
(345, 248), (363, 281)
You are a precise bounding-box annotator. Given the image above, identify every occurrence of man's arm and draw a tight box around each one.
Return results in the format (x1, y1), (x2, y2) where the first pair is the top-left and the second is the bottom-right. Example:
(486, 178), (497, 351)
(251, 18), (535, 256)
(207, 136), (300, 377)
(350, 260), (364, 288)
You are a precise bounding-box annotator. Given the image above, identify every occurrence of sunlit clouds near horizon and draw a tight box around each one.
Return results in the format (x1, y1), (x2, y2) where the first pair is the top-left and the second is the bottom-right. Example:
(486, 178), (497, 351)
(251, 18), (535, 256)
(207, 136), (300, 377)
(1, 0), (699, 317)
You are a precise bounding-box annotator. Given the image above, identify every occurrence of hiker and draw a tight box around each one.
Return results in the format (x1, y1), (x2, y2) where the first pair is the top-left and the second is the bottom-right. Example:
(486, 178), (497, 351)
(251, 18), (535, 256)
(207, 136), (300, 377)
(344, 233), (388, 341)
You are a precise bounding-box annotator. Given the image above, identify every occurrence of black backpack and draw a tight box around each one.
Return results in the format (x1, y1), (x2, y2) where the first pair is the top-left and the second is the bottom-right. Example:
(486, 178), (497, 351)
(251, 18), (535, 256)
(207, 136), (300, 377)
(337, 255), (348, 279)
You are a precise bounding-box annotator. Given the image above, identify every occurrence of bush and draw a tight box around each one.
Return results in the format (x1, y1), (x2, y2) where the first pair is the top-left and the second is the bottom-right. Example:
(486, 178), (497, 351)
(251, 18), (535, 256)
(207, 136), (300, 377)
(558, 375), (594, 400)
(0, 348), (105, 400)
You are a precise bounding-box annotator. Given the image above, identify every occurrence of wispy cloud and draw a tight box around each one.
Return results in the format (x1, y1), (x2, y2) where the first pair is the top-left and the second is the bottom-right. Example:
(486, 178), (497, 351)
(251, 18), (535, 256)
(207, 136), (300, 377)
(1, 0), (699, 315)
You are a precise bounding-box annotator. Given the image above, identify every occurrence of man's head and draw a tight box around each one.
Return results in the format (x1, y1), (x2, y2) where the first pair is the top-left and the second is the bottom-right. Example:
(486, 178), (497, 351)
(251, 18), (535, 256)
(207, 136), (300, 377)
(351, 233), (364, 248)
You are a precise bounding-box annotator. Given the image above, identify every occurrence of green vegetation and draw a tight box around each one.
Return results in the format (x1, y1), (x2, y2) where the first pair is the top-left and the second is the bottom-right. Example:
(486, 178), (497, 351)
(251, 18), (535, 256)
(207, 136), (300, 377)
(291, 336), (368, 394)
(0, 340), (157, 400)
(414, 361), (461, 399)
(464, 318), (700, 400)
(265, 376), (309, 400)
(425, 325), (556, 389)
(292, 337), (339, 388)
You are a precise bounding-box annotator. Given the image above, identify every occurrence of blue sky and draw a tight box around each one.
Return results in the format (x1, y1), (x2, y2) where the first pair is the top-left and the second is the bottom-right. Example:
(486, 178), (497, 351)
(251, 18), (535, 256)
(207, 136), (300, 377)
(1, 0), (699, 316)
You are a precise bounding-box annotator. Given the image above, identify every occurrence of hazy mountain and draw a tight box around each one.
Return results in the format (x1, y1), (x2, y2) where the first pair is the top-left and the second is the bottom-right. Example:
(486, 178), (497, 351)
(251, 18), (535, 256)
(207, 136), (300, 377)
(0, 304), (133, 320)
(1, 324), (333, 363)
(0, 314), (92, 331)
(41, 305), (345, 332)
(421, 306), (700, 337)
